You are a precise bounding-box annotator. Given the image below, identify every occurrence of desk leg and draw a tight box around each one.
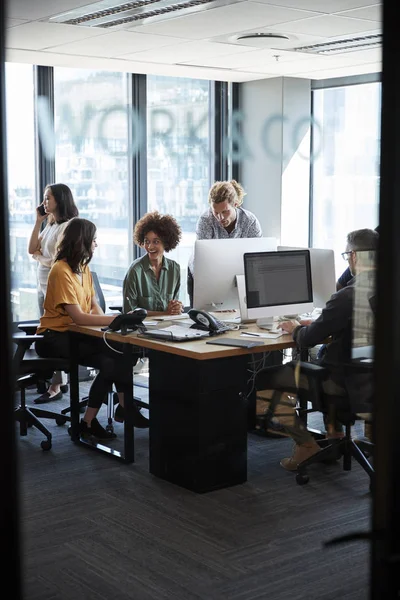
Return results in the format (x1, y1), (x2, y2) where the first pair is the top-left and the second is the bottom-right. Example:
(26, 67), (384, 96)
(149, 351), (248, 493)
(69, 332), (80, 442)
(122, 344), (134, 463)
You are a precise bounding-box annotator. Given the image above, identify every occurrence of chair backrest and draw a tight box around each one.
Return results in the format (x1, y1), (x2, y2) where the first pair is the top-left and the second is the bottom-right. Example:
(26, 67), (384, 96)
(91, 271), (106, 312)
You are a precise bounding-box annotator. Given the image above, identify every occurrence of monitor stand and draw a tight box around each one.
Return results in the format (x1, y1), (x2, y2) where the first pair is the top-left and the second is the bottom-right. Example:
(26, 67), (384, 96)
(256, 317), (274, 329)
(235, 275), (256, 324)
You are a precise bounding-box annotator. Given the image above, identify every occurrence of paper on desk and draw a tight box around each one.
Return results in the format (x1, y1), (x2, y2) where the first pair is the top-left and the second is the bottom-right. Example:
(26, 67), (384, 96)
(241, 331), (285, 339)
(143, 320), (158, 326)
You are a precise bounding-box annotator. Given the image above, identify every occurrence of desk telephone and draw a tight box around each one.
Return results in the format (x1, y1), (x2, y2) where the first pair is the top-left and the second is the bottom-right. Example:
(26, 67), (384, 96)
(188, 309), (231, 334)
(104, 308), (147, 335)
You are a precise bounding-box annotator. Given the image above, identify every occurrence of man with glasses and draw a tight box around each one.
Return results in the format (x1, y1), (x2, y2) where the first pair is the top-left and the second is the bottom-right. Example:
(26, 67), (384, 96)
(337, 225), (379, 291)
(258, 228), (378, 471)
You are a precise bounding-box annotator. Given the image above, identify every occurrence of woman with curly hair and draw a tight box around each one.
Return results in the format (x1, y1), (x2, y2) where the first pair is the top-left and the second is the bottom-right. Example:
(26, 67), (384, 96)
(123, 211), (183, 316)
(35, 218), (148, 439)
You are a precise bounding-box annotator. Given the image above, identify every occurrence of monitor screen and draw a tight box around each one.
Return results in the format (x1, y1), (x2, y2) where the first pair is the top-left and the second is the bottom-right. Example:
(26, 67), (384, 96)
(193, 237), (277, 312)
(244, 250), (313, 315)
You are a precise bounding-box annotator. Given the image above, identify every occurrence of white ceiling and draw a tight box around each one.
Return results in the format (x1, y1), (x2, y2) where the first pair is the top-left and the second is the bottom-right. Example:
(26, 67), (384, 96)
(5, 0), (382, 82)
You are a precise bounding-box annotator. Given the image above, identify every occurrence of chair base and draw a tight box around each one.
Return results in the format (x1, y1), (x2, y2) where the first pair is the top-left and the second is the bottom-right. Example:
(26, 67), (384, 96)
(15, 405), (52, 450)
(295, 426), (374, 486)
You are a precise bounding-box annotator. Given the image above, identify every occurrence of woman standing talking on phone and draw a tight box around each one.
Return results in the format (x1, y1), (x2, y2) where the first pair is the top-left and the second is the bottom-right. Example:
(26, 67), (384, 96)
(28, 183), (79, 403)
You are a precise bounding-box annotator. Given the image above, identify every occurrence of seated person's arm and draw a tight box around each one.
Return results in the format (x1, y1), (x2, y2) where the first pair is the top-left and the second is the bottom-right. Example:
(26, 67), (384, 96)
(280, 291), (351, 348)
(195, 214), (213, 239)
(250, 215), (262, 237)
(90, 296), (104, 316)
(123, 270), (182, 317)
(64, 303), (115, 327)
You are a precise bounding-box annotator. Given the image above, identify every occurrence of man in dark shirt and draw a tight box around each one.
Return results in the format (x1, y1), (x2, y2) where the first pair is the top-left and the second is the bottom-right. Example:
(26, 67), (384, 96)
(257, 228), (378, 471)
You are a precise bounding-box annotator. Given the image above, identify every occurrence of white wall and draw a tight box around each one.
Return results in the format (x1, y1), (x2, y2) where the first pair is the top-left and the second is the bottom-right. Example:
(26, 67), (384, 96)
(239, 77), (311, 247)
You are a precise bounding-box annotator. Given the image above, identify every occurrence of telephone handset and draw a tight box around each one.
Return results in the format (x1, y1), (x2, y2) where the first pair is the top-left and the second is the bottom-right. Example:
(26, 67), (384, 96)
(188, 309), (230, 334)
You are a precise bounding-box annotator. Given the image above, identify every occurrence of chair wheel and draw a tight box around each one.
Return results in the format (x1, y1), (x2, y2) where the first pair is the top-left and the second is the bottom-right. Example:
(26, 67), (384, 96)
(106, 424), (114, 433)
(41, 440), (52, 451)
(296, 473), (309, 485)
(56, 416), (67, 426)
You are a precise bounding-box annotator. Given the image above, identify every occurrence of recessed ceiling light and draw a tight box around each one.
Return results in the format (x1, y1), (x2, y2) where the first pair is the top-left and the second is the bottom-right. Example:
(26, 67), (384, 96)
(231, 32), (293, 48)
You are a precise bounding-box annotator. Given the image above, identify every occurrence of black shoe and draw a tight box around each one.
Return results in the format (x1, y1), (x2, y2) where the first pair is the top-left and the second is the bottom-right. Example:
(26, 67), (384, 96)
(34, 391), (63, 404)
(60, 384), (69, 394)
(114, 404), (149, 429)
(80, 418), (117, 440)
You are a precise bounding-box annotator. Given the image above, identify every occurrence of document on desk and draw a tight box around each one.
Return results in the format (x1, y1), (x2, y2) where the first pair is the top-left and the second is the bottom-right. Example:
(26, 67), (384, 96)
(152, 314), (188, 321)
(139, 325), (210, 342)
(241, 331), (285, 340)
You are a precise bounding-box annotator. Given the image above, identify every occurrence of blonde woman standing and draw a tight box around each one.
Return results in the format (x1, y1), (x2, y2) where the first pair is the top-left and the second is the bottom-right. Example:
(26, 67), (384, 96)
(28, 183), (78, 403)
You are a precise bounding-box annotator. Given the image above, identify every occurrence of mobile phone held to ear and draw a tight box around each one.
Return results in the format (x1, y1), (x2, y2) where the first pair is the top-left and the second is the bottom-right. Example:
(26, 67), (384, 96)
(105, 308), (147, 335)
(37, 204), (46, 216)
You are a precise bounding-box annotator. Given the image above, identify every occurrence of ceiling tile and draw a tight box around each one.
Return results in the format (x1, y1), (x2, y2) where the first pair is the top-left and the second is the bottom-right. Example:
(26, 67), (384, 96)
(268, 14), (380, 37)
(297, 61), (381, 79)
(6, 18), (28, 28)
(119, 40), (254, 64)
(336, 4), (382, 21)
(132, 2), (318, 40)
(251, 0), (380, 12)
(182, 47), (312, 69)
(6, 22), (106, 51)
(45, 31), (185, 57)
(6, 0), (97, 20)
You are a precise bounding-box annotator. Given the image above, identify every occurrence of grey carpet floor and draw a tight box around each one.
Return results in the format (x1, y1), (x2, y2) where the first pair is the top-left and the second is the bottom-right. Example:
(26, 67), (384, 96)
(17, 380), (371, 600)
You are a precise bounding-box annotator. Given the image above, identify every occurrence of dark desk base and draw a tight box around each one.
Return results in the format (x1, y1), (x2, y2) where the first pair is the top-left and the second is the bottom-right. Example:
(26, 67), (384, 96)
(149, 351), (248, 493)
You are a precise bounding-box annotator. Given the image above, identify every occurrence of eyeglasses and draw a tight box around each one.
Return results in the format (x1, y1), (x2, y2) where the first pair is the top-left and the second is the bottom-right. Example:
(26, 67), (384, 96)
(341, 251), (353, 261)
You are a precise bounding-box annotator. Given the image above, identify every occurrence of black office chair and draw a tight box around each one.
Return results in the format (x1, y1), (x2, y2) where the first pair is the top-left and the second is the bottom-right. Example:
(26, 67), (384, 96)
(13, 333), (71, 450)
(255, 361), (374, 487)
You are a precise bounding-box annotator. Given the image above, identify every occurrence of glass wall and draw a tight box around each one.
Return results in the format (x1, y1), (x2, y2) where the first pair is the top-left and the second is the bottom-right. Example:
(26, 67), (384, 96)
(6, 63), (37, 321)
(147, 75), (211, 306)
(311, 82), (381, 278)
(54, 68), (131, 308)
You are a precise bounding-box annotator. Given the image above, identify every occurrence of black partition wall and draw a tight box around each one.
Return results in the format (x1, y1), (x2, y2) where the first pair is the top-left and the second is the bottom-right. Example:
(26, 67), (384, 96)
(371, 1), (400, 597)
(0, 1), (22, 597)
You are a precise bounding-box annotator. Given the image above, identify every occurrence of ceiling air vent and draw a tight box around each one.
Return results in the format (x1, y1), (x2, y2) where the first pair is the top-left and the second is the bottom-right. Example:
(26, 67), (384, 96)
(290, 33), (382, 55)
(48, 0), (243, 28)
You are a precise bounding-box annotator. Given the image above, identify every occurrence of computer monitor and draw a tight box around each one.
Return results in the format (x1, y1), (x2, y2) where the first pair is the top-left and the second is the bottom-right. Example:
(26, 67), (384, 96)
(278, 246), (336, 308)
(193, 237), (277, 311)
(243, 250), (313, 323)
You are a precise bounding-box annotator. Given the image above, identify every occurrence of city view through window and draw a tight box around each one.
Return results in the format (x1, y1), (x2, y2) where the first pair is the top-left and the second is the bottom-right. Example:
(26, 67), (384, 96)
(7, 65), (211, 319)
(6, 63), (37, 321)
(147, 75), (211, 306)
(312, 82), (381, 278)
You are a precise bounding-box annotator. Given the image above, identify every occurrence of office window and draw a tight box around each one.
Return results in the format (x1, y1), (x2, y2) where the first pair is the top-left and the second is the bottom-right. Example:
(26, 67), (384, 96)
(54, 68), (131, 308)
(6, 63), (38, 321)
(311, 82), (381, 277)
(147, 75), (212, 306)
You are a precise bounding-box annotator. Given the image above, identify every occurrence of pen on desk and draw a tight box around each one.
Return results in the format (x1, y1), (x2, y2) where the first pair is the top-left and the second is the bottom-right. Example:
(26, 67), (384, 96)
(241, 331), (260, 337)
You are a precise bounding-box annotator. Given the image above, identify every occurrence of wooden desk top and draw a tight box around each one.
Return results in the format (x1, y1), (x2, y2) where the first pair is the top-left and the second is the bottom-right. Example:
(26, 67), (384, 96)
(69, 322), (295, 361)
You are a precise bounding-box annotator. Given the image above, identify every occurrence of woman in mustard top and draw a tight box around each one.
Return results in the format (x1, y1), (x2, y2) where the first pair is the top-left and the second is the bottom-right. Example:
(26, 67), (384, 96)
(35, 217), (147, 440)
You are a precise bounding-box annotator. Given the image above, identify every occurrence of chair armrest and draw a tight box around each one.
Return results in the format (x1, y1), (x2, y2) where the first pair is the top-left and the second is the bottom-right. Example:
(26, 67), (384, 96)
(298, 361), (327, 380)
(109, 305), (122, 312)
(17, 322), (39, 335)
